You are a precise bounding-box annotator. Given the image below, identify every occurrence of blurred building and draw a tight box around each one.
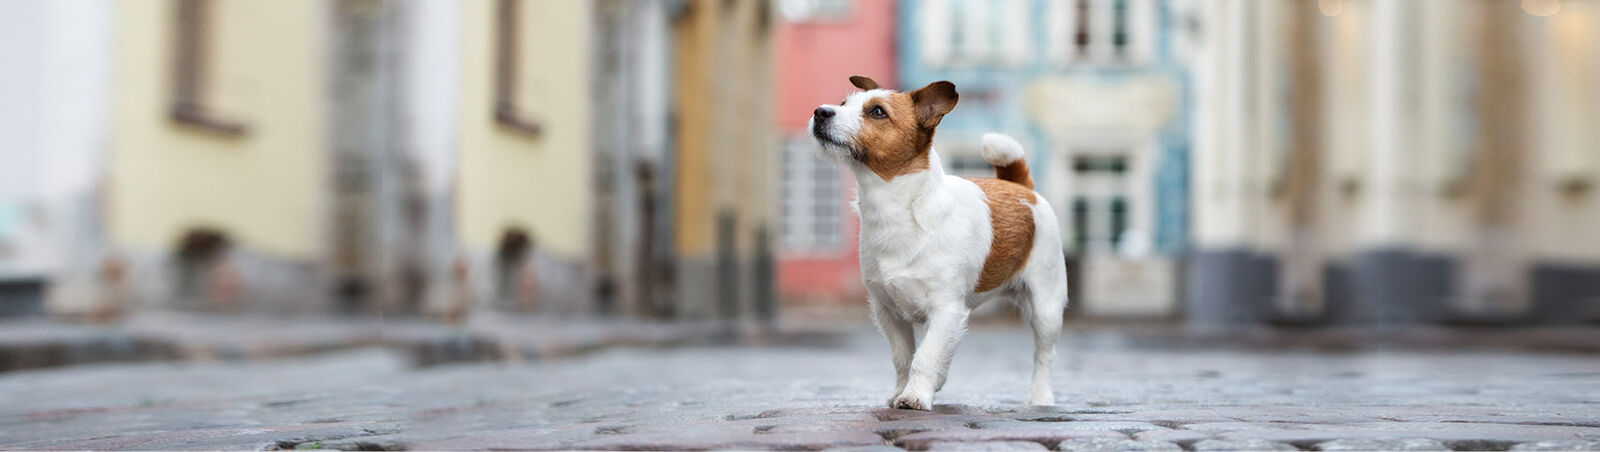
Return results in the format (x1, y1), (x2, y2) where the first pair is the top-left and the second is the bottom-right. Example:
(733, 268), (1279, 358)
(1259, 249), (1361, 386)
(592, 0), (677, 318)
(1185, 0), (1600, 325)
(443, 0), (782, 323)
(897, 0), (1190, 317)
(773, 0), (899, 307)
(0, 1), (113, 318)
(452, 0), (597, 317)
(88, 0), (469, 317)
(105, 0), (339, 314)
(0, 0), (782, 323)
(672, 0), (781, 323)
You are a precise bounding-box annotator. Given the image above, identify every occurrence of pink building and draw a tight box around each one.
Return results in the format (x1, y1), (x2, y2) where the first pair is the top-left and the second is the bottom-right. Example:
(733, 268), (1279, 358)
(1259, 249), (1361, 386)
(774, 0), (898, 306)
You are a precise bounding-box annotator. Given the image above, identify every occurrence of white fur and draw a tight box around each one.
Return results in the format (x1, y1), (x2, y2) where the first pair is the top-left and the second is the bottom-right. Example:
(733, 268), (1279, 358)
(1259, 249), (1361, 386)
(811, 94), (1069, 410)
(809, 89), (894, 161)
(980, 132), (1025, 166)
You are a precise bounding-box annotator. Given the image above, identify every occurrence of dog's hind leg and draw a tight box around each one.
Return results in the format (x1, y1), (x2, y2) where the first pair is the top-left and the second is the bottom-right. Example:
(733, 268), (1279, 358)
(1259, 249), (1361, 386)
(1020, 274), (1067, 406)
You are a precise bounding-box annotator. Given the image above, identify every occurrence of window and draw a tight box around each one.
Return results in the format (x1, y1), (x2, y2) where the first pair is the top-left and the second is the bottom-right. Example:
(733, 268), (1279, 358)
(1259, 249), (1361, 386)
(1069, 154), (1135, 255)
(1074, 155), (1128, 173)
(1109, 196), (1128, 247)
(781, 140), (844, 252)
(950, 0), (971, 55)
(947, 154), (994, 178)
(1072, 198), (1090, 253)
(1112, 0), (1129, 55)
(495, 0), (541, 137)
(931, 0), (1023, 65)
(171, 0), (246, 135)
(1074, 0), (1091, 55)
(919, 0), (953, 64)
(1057, 0), (1152, 65)
(952, 0), (996, 61)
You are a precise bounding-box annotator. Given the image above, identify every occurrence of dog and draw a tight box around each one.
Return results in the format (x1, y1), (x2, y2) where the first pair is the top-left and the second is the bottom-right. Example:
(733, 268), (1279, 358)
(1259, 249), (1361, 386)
(809, 76), (1068, 410)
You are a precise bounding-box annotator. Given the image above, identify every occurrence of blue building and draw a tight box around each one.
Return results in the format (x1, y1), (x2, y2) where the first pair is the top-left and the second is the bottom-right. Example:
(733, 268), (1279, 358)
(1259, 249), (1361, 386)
(896, 0), (1190, 316)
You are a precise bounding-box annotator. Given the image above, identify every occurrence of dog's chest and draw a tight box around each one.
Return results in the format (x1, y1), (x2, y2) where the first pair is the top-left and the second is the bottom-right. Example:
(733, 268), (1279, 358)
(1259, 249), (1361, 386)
(858, 216), (926, 277)
(854, 174), (989, 299)
(855, 178), (940, 279)
(858, 217), (947, 315)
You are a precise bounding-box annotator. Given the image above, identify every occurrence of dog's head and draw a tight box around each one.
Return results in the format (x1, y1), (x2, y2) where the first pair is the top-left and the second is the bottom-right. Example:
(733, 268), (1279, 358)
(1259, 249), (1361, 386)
(810, 76), (959, 181)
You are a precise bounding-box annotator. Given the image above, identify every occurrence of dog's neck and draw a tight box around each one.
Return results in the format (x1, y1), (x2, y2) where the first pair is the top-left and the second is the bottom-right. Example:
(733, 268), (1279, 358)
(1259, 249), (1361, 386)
(851, 149), (948, 231)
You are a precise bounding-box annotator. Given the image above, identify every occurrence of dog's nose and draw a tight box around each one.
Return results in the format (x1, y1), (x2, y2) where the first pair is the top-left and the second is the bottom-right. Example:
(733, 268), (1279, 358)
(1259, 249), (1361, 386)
(813, 107), (835, 120)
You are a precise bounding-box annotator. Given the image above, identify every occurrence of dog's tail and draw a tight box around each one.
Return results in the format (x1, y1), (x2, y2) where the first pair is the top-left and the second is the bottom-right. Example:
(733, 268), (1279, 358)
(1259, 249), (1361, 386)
(981, 133), (1033, 190)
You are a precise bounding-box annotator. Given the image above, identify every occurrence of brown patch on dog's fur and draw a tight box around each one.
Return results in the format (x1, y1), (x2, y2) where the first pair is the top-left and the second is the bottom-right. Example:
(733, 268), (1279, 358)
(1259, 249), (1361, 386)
(855, 81), (959, 181)
(968, 178), (1037, 293)
(994, 160), (1034, 190)
(856, 93), (929, 180)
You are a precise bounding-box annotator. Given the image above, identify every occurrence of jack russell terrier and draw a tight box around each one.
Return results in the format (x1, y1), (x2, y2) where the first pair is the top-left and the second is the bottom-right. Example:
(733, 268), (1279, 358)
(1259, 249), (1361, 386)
(810, 76), (1068, 410)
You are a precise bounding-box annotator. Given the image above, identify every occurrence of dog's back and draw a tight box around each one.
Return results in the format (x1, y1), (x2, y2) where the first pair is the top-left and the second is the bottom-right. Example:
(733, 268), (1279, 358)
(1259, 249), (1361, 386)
(965, 133), (1041, 293)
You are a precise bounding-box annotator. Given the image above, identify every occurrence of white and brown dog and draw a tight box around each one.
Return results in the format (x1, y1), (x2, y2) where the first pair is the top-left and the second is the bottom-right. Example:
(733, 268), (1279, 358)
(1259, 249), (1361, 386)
(810, 76), (1068, 410)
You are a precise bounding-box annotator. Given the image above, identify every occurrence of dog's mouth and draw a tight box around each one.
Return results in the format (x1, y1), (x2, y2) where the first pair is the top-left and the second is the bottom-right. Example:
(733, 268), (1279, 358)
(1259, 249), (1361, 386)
(812, 126), (865, 162)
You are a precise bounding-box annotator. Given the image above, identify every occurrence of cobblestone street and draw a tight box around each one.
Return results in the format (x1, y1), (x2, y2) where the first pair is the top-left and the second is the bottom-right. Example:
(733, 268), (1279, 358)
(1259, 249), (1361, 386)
(2, 325), (1598, 451)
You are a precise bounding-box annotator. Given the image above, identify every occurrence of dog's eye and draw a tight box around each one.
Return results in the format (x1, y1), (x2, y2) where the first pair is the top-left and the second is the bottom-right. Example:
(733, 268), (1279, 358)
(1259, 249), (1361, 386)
(869, 106), (887, 119)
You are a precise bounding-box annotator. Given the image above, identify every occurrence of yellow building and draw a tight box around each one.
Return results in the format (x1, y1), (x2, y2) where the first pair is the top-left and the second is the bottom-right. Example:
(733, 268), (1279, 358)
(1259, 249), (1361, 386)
(672, 0), (779, 321)
(451, 0), (596, 316)
(100, 0), (330, 314)
(55, 0), (779, 321)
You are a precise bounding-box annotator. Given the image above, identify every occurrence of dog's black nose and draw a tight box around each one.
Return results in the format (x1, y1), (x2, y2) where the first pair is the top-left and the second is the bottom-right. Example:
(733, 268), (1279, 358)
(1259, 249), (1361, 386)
(813, 107), (834, 120)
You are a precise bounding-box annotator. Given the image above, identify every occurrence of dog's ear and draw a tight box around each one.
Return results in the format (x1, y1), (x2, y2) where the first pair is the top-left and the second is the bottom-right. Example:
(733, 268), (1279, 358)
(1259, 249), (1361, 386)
(849, 75), (881, 91)
(910, 81), (958, 129)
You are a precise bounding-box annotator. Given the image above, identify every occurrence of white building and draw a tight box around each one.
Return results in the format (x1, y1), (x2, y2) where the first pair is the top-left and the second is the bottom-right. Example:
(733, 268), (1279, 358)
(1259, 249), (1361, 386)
(1186, 0), (1600, 325)
(0, 1), (114, 318)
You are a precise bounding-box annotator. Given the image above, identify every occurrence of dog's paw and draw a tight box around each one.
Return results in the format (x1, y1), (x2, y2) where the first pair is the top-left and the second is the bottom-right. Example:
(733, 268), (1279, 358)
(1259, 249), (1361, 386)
(890, 391), (933, 411)
(1024, 389), (1056, 407)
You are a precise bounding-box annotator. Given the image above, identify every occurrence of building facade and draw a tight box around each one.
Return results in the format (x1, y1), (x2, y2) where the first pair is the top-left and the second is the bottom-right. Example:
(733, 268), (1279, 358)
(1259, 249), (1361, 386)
(106, 0), (336, 314)
(592, 0), (678, 318)
(453, 0), (597, 317)
(1185, 0), (1600, 325)
(774, 0), (898, 307)
(91, 0), (475, 318)
(671, 0), (781, 323)
(1, 0), (784, 323)
(0, 1), (114, 318)
(897, 0), (1190, 317)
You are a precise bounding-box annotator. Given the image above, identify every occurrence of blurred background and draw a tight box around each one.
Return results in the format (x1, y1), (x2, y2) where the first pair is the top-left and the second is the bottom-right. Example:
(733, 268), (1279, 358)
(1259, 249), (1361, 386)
(0, 0), (1598, 335)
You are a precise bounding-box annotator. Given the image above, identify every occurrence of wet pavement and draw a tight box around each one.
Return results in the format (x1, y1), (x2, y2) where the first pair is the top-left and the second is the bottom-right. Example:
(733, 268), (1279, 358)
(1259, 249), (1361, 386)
(1, 325), (1598, 450)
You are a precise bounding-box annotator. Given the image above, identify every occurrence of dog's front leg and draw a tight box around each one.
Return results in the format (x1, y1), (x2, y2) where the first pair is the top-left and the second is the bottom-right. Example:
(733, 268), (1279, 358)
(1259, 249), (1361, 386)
(891, 305), (969, 411)
(870, 298), (915, 407)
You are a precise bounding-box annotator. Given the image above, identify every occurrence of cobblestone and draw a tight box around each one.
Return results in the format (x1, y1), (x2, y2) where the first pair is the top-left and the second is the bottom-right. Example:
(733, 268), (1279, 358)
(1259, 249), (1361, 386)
(925, 440), (1051, 451)
(1191, 438), (1300, 451)
(1210, 422), (1600, 446)
(0, 326), (1597, 450)
(1313, 438), (1450, 451)
(0, 312), (760, 372)
(1512, 440), (1600, 451)
(827, 446), (910, 452)
(1132, 429), (1212, 445)
(893, 429), (1122, 451)
(1054, 437), (1182, 452)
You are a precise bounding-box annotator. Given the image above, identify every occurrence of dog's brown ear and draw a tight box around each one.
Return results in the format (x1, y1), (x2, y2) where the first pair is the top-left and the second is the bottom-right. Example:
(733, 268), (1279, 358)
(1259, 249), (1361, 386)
(849, 75), (881, 91)
(910, 81), (958, 129)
